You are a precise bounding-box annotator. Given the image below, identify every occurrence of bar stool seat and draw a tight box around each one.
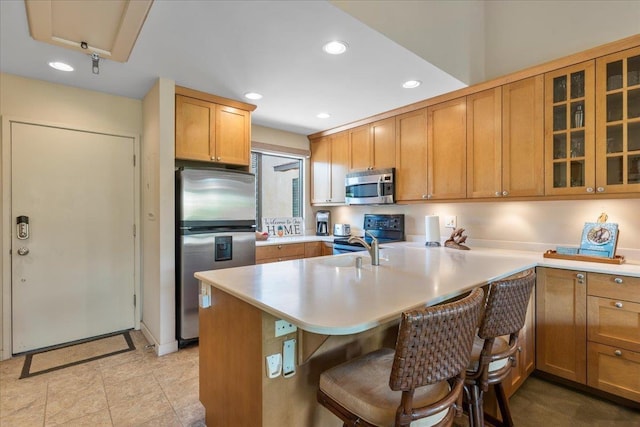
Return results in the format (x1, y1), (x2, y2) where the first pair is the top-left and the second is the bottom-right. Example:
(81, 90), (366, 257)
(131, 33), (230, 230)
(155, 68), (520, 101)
(318, 288), (485, 427)
(467, 335), (511, 372)
(319, 348), (451, 426)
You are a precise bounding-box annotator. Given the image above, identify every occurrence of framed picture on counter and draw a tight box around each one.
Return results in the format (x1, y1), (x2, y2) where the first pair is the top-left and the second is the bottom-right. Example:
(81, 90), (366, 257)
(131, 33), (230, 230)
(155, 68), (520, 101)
(579, 222), (619, 258)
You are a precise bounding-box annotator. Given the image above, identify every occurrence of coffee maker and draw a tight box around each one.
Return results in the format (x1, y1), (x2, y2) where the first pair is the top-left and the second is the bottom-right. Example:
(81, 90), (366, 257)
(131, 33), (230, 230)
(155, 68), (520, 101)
(316, 210), (330, 236)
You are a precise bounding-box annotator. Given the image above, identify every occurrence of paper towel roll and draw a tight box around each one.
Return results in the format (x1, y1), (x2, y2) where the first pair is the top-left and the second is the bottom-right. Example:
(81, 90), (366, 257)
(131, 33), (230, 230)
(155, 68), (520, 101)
(425, 215), (441, 246)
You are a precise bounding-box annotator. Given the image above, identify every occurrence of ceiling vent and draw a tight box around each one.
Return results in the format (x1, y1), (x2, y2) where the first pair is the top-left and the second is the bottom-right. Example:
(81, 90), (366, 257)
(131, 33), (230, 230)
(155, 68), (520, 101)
(25, 0), (153, 63)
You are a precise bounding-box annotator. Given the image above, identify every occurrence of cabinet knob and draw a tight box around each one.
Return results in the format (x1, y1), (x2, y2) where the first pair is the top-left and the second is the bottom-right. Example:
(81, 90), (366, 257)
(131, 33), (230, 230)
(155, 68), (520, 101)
(615, 302), (623, 308)
(211, 156), (216, 160)
(422, 195), (428, 199)
(517, 346), (522, 353)
(576, 273), (585, 280)
(502, 191), (509, 196)
(586, 187), (594, 193)
(495, 191), (501, 197)
(427, 194), (432, 199)
(614, 350), (623, 356)
(597, 187), (605, 193)
(277, 245), (282, 249)
(217, 157), (222, 161)
(614, 277), (623, 284)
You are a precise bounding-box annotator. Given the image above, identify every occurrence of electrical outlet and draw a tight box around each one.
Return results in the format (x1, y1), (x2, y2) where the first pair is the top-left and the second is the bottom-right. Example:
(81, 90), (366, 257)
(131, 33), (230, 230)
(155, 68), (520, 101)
(275, 319), (297, 337)
(444, 215), (457, 229)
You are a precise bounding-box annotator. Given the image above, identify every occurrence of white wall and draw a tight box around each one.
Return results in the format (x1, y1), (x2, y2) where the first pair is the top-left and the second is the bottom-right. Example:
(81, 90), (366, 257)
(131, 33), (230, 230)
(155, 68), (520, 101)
(141, 78), (177, 356)
(328, 198), (640, 258)
(0, 73), (142, 359)
(484, 1), (640, 80)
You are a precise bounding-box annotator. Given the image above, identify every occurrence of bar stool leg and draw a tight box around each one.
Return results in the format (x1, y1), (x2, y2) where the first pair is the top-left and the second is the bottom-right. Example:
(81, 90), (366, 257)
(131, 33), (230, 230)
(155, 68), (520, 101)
(495, 383), (514, 427)
(469, 384), (485, 427)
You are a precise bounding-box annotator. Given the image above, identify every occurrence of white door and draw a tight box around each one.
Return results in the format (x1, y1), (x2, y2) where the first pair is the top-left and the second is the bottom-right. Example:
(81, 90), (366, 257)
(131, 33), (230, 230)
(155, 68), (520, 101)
(11, 122), (135, 353)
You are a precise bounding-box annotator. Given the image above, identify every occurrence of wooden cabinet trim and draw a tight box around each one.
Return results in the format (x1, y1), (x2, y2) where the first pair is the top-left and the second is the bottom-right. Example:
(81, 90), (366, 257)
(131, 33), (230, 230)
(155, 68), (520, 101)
(176, 85), (257, 111)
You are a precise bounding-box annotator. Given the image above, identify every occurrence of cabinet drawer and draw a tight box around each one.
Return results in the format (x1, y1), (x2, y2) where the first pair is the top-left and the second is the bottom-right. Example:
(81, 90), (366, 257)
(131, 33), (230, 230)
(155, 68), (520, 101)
(588, 273), (640, 303)
(588, 296), (640, 352)
(256, 254), (303, 264)
(587, 342), (640, 402)
(256, 243), (305, 261)
(304, 242), (323, 258)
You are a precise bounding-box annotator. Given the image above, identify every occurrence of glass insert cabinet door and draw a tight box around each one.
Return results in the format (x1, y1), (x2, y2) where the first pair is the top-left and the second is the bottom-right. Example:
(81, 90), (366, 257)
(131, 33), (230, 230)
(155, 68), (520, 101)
(596, 46), (640, 194)
(545, 61), (596, 195)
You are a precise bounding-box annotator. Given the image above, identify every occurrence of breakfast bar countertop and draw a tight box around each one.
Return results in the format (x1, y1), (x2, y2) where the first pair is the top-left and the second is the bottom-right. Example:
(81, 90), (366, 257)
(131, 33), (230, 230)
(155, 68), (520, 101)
(196, 243), (638, 336)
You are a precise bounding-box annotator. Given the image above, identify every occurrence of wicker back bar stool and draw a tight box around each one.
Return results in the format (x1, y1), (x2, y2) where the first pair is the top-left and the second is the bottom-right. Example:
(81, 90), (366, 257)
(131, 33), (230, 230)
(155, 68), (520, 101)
(464, 269), (536, 427)
(317, 287), (484, 427)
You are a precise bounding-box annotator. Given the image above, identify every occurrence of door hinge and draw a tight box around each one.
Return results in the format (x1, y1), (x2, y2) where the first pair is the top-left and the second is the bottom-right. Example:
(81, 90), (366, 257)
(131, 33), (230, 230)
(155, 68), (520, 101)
(133, 224), (136, 237)
(133, 154), (136, 166)
(134, 294), (136, 307)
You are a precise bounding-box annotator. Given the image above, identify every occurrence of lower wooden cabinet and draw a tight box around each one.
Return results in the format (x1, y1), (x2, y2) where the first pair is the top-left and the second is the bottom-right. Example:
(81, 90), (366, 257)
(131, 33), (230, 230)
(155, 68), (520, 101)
(586, 273), (640, 402)
(537, 267), (640, 403)
(505, 283), (536, 396)
(587, 342), (640, 402)
(535, 267), (587, 383)
(256, 241), (330, 264)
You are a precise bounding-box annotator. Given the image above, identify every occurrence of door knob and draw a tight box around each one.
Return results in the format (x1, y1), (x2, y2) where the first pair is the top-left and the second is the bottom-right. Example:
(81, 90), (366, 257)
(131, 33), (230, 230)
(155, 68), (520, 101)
(17, 247), (29, 256)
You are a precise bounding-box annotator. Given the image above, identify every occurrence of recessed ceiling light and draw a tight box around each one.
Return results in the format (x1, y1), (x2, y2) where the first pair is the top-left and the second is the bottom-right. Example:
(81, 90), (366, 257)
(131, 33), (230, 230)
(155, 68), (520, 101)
(48, 61), (74, 72)
(317, 113), (331, 119)
(323, 41), (348, 55)
(244, 92), (263, 100)
(402, 80), (422, 89)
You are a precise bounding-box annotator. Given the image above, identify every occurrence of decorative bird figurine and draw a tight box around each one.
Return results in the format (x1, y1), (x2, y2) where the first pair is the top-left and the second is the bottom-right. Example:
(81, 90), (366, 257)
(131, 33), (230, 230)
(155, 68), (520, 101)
(445, 228), (470, 250)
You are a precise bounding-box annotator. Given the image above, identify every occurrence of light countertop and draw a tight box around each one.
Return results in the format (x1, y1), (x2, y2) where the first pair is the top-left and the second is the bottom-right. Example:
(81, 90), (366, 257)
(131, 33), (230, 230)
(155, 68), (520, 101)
(196, 243), (640, 336)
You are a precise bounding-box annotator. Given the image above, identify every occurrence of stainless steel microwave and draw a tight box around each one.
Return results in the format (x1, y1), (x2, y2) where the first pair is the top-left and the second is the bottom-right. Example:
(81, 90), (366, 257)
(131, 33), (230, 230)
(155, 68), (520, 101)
(345, 168), (395, 205)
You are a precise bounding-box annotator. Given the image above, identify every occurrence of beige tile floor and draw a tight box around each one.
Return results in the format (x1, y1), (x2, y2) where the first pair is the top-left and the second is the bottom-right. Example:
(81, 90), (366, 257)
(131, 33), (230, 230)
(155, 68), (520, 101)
(2, 331), (639, 426)
(0, 331), (204, 426)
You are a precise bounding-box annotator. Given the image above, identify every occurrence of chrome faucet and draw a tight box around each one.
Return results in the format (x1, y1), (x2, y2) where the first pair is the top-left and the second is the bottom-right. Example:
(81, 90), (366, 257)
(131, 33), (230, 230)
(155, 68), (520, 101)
(348, 230), (380, 266)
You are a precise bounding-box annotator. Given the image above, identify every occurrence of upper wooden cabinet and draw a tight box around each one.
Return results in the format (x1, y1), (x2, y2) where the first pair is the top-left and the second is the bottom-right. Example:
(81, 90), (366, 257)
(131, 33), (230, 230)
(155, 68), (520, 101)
(545, 61), (596, 195)
(395, 109), (428, 201)
(427, 97), (467, 200)
(349, 118), (396, 171)
(467, 88), (503, 199)
(467, 78), (544, 199)
(595, 46), (640, 194)
(311, 132), (349, 205)
(175, 88), (254, 167)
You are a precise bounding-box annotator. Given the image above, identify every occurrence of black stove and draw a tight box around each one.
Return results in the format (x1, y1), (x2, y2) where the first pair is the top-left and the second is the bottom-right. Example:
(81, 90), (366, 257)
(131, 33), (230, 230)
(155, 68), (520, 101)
(333, 214), (405, 254)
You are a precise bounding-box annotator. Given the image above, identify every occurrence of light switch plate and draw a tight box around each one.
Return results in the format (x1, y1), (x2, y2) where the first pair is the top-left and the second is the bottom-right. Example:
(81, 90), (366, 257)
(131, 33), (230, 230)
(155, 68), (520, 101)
(265, 353), (282, 378)
(275, 319), (297, 337)
(282, 339), (296, 378)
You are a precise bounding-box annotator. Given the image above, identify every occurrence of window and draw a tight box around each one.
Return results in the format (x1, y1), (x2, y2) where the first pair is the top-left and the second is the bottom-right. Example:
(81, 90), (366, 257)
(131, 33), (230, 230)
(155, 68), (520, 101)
(251, 152), (303, 230)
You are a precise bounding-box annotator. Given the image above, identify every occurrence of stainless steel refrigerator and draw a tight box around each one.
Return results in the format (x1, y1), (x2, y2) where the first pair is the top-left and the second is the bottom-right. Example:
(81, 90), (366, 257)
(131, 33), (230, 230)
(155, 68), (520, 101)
(176, 167), (256, 347)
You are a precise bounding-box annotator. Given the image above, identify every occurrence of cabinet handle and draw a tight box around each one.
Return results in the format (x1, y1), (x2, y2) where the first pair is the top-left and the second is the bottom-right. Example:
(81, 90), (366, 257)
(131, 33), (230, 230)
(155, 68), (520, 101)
(614, 350), (622, 356)
(495, 191), (501, 197)
(211, 156), (216, 160)
(422, 195), (428, 199)
(277, 245), (282, 249)
(517, 346), (522, 353)
(576, 273), (585, 280)
(614, 277), (623, 284)
(502, 191), (509, 196)
(615, 302), (623, 308)
(586, 187), (594, 193)
(597, 187), (605, 193)
(427, 194), (432, 199)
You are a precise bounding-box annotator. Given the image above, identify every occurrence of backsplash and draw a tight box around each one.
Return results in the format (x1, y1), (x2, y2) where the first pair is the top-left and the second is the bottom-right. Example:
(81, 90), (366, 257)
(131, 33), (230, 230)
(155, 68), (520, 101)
(321, 198), (640, 259)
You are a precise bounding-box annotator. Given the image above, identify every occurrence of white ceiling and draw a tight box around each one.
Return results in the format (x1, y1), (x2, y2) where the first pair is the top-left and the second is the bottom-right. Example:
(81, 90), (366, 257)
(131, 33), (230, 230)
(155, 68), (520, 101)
(2, 1), (638, 136)
(0, 0), (466, 135)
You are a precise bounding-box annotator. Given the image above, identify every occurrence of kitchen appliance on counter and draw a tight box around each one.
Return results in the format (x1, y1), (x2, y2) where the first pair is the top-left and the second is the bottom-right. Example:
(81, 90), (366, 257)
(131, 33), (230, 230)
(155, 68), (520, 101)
(316, 210), (330, 236)
(345, 168), (395, 205)
(175, 167), (256, 347)
(333, 223), (351, 237)
(333, 214), (404, 254)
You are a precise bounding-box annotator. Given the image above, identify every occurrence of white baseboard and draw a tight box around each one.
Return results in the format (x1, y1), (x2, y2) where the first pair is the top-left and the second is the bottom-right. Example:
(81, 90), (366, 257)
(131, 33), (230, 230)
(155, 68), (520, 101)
(140, 322), (178, 356)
